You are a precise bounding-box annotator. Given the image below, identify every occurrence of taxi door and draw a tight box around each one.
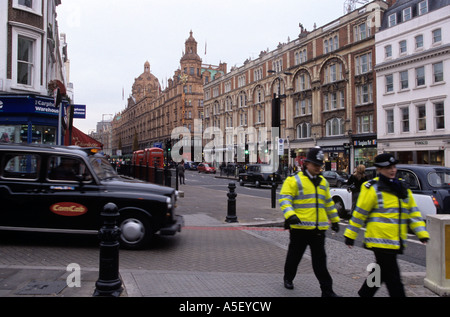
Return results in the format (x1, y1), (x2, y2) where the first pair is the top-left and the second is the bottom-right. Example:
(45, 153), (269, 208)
(38, 155), (103, 232)
(0, 152), (43, 228)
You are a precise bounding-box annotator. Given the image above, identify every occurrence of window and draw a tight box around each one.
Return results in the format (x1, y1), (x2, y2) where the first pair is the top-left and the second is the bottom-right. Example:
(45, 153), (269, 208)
(400, 70), (409, 90)
(403, 7), (412, 21)
(357, 114), (373, 134)
(297, 123), (311, 139)
(356, 83), (373, 104)
(432, 29), (442, 44)
(433, 62), (444, 83)
(324, 63), (343, 83)
(401, 107), (409, 132)
(415, 35), (423, 50)
(254, 68), (263, 81)
(273, 59), (283, 73)
(386, 109), (394, 134)
(434, 102), (445, 130)
(238, 75), (246, 88)
(416, 66), (425, 86)
(256, 109), (263, 123)
(13, 0), (42, 14)
(48, 156), (91, 182)
(297, 73), (310, 91)
(385, 74), (394, 93)
(355, 52), (372, 75)
(388, 14), (396, 27)
(2, 154), (40, 180)
(399, 40), (407, 55)
(385, 45), (392, 59)
(17, 36), (34, 86)
(418, 1), (428, 15)
(326, 118), (344, 136)
(417, 105), (426, 131)
(238, 92), (247, 107)
(323, 91), (344, 111)
(19, 0), (32, 8)
(354, 22), (370, 41)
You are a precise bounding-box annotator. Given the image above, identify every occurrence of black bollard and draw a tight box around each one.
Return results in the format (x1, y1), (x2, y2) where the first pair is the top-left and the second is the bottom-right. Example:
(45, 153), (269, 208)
(226, 182), (238, 223)
(271, 181), (278, 209)
(93, 203), (123, 297)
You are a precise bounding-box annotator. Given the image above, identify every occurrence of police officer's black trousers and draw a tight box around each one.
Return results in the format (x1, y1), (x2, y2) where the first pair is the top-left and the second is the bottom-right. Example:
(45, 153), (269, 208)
(358, 250), (406, 297)
(284, 229), (333, 292)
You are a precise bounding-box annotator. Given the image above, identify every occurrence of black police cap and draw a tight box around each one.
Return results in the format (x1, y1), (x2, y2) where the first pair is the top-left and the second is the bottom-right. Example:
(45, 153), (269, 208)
(374, 153), (399, 167)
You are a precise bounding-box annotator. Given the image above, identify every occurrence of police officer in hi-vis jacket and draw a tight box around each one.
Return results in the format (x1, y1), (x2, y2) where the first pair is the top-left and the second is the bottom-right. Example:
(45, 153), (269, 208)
(344, 153), (430, 297)
(279, 147), (341, 297)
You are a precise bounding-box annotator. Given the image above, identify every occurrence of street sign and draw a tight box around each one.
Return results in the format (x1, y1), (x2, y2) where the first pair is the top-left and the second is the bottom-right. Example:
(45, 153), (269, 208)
(278, 138), (284, 155)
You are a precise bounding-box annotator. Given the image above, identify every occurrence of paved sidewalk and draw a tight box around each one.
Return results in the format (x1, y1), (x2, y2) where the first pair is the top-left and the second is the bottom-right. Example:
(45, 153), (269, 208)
(0, 182), (440, 298)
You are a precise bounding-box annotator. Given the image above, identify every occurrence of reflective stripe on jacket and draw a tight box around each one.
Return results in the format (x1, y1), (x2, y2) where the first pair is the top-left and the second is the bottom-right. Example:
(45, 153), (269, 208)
(279, 172), (340, 230)
(344, 177), (429, 250)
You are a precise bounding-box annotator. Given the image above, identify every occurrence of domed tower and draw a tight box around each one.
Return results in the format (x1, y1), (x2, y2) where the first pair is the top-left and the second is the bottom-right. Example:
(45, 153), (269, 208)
(180, 31), (202, 75)
(131, 61), (161, 102)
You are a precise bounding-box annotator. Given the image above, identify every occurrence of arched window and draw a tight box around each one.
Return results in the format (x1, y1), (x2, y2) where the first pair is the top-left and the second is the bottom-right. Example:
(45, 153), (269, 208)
(296, 123), (311, 139)
(326, 118), (345, 136)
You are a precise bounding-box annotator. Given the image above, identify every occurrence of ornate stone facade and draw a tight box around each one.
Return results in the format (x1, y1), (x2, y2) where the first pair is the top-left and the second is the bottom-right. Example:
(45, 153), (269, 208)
(112, 31), (226, 156)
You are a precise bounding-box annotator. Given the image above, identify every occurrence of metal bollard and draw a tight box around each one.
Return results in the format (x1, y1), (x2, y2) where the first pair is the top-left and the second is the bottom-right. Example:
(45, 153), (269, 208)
(271, 181), (278, 209)
(225, 182), (238, 223)
(93, 203), (123, 297)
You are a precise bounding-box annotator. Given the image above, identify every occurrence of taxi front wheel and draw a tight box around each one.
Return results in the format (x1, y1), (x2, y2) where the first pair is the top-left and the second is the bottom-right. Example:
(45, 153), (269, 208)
(119, 213), (152, 250)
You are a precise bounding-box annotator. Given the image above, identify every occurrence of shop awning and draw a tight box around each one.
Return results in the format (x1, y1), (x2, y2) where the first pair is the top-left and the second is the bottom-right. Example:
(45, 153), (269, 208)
(65, 126), (103, 148)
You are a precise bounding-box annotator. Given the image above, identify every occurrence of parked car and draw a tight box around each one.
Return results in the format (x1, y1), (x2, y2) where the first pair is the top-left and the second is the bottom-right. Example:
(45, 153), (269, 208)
(330, 164), (450, 219)
(0, 143), (184, 250)
(184, 161), (198, 170)
(239, 164), (282, 187)
(366, 164), (450, 214)
(197, 163), (216, 174)
(322, 170), (349, 187)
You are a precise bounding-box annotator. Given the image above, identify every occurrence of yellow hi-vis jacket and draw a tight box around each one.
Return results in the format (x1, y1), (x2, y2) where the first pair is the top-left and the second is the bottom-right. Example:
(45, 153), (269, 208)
(279, 172), (340, 230)
(344, 177), (430, 250)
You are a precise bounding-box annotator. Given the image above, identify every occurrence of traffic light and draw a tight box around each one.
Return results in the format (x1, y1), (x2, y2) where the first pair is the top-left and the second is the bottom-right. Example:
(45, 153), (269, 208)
(290, 149), (296, 158)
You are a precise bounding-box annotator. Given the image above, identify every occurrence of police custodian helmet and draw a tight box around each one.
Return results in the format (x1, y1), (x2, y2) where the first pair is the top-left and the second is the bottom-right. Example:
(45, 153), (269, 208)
(374, 153), (399, 167)
(305, 147), (324, 166)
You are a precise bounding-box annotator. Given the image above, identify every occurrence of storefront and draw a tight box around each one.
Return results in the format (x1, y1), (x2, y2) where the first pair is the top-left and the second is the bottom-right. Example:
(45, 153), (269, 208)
(0, 94), (67, 145)
(379, 138), (447, 166)
(352, 135), (377, 170)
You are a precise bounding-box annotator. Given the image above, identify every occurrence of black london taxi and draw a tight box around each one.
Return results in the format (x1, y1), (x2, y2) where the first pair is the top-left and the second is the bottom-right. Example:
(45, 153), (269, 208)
(238, 164), (282, 187)
(0, 143), (183, 249)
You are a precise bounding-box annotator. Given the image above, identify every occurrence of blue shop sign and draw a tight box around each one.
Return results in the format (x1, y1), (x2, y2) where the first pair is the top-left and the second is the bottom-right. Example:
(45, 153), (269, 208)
(0, 95), (67, 116)
(73, 104), (86, 119)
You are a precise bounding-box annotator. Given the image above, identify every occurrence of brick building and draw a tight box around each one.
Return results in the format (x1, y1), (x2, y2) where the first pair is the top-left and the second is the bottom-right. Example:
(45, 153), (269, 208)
(203, 0), (389, 173)
(112, 31), (226, 158)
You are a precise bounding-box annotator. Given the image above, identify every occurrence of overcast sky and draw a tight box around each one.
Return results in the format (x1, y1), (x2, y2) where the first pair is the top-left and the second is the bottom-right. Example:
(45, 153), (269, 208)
(57, 0), (354, 134)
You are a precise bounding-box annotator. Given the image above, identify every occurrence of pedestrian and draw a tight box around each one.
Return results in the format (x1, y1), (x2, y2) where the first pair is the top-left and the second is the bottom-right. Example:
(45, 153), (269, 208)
(344, 153), (430, 297)
(346, 164), (368, 211)
(177, 161), (185, 185)
(279, 147), (341, 297)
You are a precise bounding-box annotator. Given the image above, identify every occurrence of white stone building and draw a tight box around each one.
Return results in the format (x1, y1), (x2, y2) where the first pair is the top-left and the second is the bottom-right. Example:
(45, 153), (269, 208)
(375, 0), (450, 166)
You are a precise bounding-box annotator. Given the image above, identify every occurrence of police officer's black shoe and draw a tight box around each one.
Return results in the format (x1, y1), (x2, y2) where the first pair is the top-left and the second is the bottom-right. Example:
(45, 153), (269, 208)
(284, 279), (294, 290)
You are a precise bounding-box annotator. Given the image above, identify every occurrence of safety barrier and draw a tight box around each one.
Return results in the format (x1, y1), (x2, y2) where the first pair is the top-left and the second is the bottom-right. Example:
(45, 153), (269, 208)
(424, 214), (450, 296)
